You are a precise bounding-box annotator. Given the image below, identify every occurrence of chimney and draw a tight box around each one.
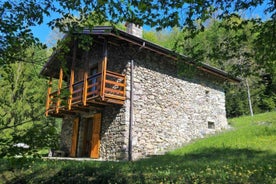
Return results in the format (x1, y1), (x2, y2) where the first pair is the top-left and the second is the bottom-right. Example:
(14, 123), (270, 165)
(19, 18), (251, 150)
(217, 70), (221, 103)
(126, 22), (143, 38)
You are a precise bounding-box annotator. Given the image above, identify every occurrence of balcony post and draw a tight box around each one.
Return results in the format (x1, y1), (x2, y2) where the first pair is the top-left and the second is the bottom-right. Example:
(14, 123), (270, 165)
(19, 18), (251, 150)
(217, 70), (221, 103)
(56, 68), (63, 114)
(82, 72), (88, 106)
(68, 40), (77, 110)
(82, 52), (89, 106)
(45, 77), (52, 116)
(100, 39), (107, 100)
(68, 67), (75, 110)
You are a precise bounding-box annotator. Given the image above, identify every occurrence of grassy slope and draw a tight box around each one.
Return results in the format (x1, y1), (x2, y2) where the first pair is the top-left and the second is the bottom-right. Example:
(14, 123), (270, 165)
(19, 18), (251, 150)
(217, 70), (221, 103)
(1, 112), (275, 183)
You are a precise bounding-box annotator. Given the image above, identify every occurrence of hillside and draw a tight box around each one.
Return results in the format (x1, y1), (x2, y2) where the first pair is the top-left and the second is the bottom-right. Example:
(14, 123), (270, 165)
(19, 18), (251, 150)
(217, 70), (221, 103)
(1, 112), (275, 183)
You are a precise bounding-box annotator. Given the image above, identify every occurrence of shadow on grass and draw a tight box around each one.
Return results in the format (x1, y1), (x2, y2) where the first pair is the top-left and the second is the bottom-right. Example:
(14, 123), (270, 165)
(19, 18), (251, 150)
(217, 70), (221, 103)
(4, 147), (276, 184)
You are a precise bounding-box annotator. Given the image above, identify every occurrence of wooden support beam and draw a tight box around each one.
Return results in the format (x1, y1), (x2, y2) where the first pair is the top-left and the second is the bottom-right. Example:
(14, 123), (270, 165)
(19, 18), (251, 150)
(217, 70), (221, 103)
(68, 41), (77, 110)
(101, 56), (107, 99)
(82, 71), (88, 106)
(45, 77), (52, 116)
(100, 39), (108, 100)
(82, 52), (89, 106)
(56, 68), (63, 114)
(68, 69), (75, 110)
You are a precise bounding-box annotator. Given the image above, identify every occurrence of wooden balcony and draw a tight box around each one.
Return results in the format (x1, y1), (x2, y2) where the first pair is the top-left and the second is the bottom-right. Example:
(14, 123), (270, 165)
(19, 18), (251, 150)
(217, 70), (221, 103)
(46, 70), (126, 116)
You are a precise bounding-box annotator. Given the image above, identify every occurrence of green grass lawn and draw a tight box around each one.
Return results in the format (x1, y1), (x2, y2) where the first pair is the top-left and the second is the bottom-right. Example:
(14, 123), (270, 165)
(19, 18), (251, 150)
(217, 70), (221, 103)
(1, 112), (276, 183)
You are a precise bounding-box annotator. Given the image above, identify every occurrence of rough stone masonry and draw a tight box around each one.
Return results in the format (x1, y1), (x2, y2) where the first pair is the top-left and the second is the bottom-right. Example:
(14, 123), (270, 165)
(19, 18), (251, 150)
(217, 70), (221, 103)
(60, 42), (228, 161)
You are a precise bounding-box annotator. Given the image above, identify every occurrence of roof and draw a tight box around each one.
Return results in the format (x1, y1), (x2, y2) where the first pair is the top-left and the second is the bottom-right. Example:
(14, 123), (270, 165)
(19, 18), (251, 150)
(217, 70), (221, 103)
(41, 26), (241, 83)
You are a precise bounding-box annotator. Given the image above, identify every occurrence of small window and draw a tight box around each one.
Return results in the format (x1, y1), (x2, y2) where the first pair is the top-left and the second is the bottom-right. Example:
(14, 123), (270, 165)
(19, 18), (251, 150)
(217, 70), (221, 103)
(208, 121), (215, 129)
(205, 90), (210, 102)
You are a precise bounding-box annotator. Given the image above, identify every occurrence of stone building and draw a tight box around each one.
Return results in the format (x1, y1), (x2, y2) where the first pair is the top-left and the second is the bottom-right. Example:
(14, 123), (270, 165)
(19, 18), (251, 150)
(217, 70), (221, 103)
(41, 25), (240, 161)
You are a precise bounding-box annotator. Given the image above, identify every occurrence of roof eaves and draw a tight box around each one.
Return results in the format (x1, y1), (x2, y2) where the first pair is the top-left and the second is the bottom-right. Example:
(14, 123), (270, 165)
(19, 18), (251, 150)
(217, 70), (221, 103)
(199, 63), (242, 83)
(81, 26), (114, 35)
(108, 28), (241, 83)
(41, 26), (242, 83)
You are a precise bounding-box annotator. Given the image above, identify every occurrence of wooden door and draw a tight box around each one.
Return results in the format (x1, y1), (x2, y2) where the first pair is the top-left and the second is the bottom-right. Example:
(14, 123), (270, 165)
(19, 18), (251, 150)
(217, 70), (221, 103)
(70, 117), (79, 157)
(90, 113), (102, 158)
(82, 118), (93, 157)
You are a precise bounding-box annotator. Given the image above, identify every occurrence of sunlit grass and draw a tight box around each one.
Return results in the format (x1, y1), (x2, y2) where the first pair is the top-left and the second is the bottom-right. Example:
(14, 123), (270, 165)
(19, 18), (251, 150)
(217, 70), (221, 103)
(1, 111), (275, 183)
(172, 111), (276, 155)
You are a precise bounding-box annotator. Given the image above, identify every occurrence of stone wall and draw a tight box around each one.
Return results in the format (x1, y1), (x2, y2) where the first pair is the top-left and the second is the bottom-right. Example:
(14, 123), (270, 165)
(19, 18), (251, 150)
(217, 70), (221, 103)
(100, 104), (129, 160)
(59, 41), (229, 161)
(130, 51), (228, 160)
(60, 115), (74, 156)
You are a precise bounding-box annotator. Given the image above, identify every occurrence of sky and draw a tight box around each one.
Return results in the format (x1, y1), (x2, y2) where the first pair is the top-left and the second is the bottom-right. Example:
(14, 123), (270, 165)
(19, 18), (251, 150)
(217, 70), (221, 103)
(31, 10), (60, 45)
(31, 2), (272, 46)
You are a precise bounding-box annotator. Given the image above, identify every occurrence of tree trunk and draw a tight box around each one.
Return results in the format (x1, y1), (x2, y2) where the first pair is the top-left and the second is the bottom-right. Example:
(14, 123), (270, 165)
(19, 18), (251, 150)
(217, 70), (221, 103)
(245, 78), (254, 116)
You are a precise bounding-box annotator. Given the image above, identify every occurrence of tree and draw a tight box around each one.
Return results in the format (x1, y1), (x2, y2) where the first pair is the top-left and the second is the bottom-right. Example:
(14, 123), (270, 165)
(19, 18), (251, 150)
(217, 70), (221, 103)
(0, 46), (59, 157)
(1, 0), (275, 66)
(173, 16), (275, 117)
(143, 27), (182, 50)
(0, 0), (52, 65)
(254, 20), (276, 111)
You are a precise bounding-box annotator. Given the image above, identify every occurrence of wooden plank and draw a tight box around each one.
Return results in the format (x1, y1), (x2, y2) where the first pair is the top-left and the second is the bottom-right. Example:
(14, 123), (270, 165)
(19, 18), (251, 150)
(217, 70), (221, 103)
(90, 113), (101, 159)
(68, 42), (77, 110)
(71, 100), (82, 105)
(100, 57), (107, 99)
(73, 80), (84, 86)
(105, 98), (125, 105)
(87, 82), (100, 91)
(105, 70), (120, 75)
(45, 77), (52, 116)
(105, 93), (126, 100)
(105, 79), (125, 87)
(87, 99), (108, 106)
(106, 70), (125, 78)
(100, 39), (107, 100)
(105, 88), (124, 95)
(70, 117), (79, 157)
(72, 88), (83, 94)
(82, 72), (88, 106)
(82, 52), (89, 106)
(72, 96), (82, 102)
(56, 68), (63, 114)
(87, 90), (99, 96)
(88, 73), (101, 80)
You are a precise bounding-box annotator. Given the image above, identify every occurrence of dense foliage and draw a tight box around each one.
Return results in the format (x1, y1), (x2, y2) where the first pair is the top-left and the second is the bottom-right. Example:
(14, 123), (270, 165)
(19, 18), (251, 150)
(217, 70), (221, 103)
(1, 0), (275, 65)
(0, 47), (60, 158)
(1, 112), (275, 183)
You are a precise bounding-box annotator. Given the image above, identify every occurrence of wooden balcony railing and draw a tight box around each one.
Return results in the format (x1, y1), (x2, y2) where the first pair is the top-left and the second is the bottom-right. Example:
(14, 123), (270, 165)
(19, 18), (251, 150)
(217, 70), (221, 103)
(46, 70), (126, 116)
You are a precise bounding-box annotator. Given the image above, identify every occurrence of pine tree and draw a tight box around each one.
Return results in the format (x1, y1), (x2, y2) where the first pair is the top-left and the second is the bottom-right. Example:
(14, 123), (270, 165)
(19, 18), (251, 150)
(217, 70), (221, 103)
(0, 47), (60, 157)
